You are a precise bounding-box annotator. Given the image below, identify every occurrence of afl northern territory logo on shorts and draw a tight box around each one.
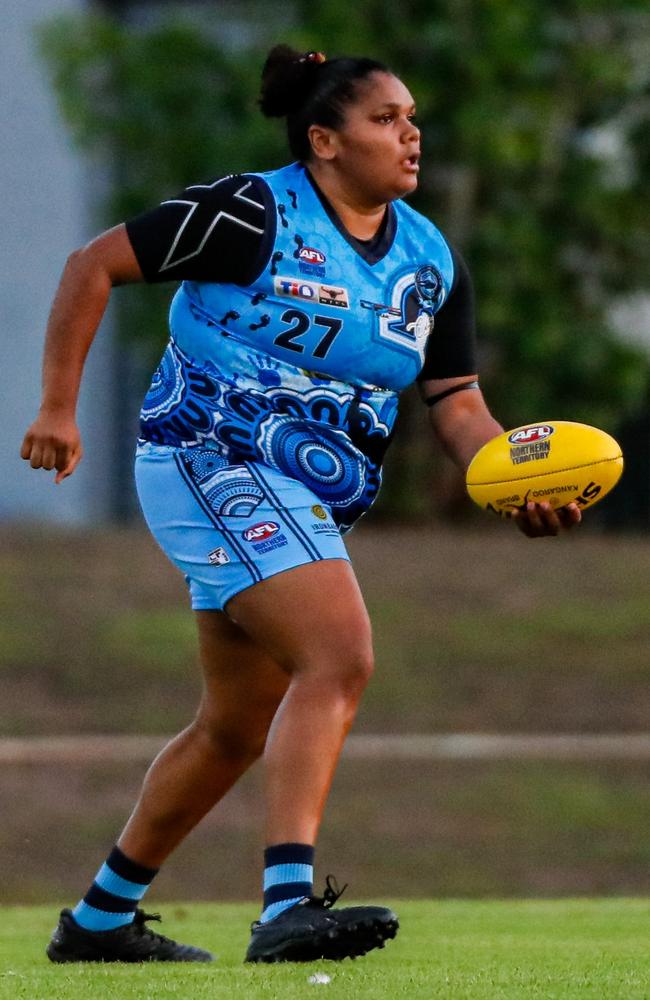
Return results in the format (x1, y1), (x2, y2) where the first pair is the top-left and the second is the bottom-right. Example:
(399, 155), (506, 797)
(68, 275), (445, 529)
(243, 522), (280, 542)
(242, 521), (288, 555)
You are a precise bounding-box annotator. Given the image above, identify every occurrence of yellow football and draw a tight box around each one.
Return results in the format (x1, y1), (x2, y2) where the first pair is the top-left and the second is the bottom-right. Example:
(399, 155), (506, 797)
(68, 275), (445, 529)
(466, 421), (624, 517)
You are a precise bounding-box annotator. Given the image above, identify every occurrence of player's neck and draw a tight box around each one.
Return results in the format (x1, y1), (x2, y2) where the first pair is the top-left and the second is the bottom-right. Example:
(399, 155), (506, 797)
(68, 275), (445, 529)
(306, 163), (387, 241)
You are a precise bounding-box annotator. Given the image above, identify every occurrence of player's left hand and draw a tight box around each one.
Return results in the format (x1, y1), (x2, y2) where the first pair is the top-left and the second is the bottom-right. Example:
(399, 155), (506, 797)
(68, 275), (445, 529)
(512, 501), (582, 538)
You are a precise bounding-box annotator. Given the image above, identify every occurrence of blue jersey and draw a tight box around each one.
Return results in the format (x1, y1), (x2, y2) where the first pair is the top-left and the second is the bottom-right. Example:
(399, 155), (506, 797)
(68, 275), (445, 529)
(133, 163), (472, 530)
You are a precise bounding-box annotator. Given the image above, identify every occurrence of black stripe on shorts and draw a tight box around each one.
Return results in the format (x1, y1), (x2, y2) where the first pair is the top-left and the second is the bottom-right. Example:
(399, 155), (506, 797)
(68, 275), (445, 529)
(174, 452), (262, 584)
(245, 462), (322, 562)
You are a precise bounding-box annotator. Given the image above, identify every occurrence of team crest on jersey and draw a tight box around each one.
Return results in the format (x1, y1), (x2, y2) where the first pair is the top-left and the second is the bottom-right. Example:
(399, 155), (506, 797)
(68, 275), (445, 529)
(368, 265), (446, 361)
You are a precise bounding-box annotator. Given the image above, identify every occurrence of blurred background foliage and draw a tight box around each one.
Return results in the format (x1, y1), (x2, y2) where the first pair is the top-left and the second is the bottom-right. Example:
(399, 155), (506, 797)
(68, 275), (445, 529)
(37, 0), (650, 520)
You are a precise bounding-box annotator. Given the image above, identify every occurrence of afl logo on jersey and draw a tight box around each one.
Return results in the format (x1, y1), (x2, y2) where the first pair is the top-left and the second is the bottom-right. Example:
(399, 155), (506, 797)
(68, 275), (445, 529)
(298, 247), (326, 265)
(243, 521), (280, 542)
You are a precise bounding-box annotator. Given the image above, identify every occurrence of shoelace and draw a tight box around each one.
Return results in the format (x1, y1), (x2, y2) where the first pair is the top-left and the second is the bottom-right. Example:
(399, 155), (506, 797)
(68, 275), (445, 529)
(312, 874), (349, 909)
(132, 909), (170, 944)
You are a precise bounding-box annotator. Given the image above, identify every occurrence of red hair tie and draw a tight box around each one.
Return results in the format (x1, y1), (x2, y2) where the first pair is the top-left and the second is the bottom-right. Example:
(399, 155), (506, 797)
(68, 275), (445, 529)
(301, 51), (326, 64)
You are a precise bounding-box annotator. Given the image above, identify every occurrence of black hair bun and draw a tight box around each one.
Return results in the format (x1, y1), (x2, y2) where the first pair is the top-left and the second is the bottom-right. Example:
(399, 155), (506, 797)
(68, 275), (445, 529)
(259, 44), (322, 118)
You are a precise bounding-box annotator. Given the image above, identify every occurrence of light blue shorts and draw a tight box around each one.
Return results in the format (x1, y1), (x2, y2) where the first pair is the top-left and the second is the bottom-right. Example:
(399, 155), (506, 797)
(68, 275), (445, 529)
(135, 443), (350, 611)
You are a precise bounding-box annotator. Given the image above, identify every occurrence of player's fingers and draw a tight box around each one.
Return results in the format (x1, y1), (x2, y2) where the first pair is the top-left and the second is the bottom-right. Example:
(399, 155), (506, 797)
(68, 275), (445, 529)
(28, 443), (44, 469)
(538, 502), (561, 536)
(558, 503), (582, 528)
(55, 443), (72, 473)
(524, 501), (545, 536)
(20, 434), (34, 460)
(55, 445), (82, 484)
(55, 460), (78, 485)
(40, 446), (57, 471)
(512, 508), (537, 538)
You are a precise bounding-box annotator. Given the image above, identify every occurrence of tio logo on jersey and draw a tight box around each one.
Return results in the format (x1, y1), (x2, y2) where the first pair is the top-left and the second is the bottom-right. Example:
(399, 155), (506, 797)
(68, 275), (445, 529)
(243, 522), (280, 543)
(274, 277), (350, 308)
(275, 277), (318, 300)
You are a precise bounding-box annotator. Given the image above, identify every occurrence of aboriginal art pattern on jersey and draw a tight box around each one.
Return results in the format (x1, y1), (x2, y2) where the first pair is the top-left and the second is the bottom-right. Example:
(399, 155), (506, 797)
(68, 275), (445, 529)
(139, 337), (399, 531)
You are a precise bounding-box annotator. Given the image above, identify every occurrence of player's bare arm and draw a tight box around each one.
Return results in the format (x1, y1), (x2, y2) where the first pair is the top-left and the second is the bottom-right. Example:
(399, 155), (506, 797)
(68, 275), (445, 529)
(420, 374), (501, 471)
(20, 224), (142, 482)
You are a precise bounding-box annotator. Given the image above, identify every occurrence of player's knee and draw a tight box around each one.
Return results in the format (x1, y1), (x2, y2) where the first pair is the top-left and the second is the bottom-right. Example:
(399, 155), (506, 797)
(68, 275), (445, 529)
(192, 714), (266, 765)
(341, 643), (375, 697)
(307, 639), (375, 702)
(333, 612), (374, 695)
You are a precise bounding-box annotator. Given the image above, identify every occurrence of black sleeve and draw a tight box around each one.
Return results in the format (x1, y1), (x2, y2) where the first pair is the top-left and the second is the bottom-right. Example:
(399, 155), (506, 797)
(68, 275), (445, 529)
(125, 174), (276, 285)
(416, 244), (478, 381)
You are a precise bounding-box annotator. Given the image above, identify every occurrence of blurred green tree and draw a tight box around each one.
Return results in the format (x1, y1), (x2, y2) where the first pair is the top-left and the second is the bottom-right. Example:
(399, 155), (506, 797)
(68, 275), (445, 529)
(38, 1), (649, 520)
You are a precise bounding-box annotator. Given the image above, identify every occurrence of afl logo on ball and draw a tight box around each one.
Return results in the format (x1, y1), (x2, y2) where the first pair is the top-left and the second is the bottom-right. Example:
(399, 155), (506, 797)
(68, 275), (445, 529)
(508, 425), (555, 445)
(243, 522), (280, 542)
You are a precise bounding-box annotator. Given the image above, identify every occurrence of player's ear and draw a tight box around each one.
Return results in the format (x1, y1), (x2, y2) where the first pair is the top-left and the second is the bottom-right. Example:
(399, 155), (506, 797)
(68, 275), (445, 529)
(307, 124), (337, 161)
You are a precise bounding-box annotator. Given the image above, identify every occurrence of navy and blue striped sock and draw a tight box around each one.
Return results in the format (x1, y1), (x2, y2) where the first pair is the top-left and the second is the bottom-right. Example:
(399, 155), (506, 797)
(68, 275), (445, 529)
(260, 843), (314, 923)
(72, 846), (159, 932)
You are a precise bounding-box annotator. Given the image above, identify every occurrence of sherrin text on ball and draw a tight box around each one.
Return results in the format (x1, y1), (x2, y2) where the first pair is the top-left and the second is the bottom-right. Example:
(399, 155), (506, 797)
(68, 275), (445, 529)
(466, 421), (623, 516)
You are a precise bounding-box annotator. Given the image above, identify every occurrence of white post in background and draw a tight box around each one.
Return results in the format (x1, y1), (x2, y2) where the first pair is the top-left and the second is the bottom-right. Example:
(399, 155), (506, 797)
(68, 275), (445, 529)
(0, 0), (117, 525)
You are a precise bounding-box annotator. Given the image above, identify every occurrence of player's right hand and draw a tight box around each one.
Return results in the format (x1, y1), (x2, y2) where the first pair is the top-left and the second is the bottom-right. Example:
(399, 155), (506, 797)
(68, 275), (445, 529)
(20, 411), (83, 484)
(512, 500), (582, 538)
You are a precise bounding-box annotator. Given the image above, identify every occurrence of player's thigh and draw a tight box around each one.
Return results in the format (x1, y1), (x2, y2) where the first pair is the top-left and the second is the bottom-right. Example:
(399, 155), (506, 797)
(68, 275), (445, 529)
(225, 559), (374, 678)
(135, 444), (370, 681)
(194, 609), (289, 736)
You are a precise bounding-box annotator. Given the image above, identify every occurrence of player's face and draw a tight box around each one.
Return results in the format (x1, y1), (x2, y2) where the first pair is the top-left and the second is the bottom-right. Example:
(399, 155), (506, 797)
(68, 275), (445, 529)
(331, 73), (421, 203)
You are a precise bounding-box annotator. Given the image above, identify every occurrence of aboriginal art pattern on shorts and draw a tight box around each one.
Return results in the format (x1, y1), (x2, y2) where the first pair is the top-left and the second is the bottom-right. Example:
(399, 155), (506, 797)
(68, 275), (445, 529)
(139, 338), (399, 531)
(175, 448), (265, 519)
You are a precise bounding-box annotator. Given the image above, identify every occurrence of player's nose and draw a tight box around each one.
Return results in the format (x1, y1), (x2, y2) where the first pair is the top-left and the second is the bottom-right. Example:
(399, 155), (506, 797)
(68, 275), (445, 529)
(401, 117), (420, 143)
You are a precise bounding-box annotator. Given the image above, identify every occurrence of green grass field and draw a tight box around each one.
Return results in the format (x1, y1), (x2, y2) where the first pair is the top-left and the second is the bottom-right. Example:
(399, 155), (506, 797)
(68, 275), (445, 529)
(0, 900), (648, 999)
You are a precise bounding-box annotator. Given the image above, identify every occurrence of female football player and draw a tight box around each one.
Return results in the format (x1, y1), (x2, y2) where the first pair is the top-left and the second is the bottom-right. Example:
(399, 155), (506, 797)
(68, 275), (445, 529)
(22, 44), (580, 965)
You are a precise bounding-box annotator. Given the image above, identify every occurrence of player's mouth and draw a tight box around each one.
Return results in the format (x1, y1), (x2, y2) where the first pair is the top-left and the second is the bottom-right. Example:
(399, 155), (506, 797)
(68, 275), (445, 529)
(402, 153), (420, 173)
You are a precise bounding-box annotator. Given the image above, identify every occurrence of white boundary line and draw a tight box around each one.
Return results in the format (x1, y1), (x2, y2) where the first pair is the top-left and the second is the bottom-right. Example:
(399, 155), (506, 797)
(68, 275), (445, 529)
(0, 733), (649, 764)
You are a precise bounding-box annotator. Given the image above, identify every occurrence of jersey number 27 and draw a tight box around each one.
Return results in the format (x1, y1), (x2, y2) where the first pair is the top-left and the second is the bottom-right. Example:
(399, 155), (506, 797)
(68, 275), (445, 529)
(273, 308), (343, 360)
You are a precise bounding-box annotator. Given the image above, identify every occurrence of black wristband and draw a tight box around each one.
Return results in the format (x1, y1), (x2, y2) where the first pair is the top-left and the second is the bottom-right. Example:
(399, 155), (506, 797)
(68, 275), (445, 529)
(425, 380), (479, 407)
